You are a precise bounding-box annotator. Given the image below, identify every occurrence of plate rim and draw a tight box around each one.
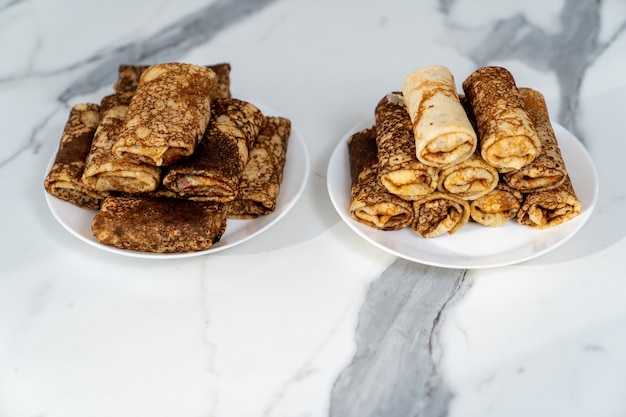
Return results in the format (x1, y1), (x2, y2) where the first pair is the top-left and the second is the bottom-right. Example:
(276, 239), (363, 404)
(326, 117), (599, 269)
(44, 100), (310, 259)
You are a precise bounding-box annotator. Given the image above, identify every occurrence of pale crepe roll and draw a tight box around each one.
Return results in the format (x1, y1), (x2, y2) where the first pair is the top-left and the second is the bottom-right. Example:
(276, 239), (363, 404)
(92, 196), (228, 253)
(44, 103), (109, 209)
(516, 175), (580, 229)
(162, 98), (264, 201)
(462, 66), (541, 172)
(82, 93), (161, 193)
(401, 65), (477, 168)
(411, 191), (470, 238)
(228, 116), (291, 219)
(113, 62), (216, 166)
(374, 92), (438, 200)
(114, 62), (232, 99)
(436, 150), (499, 200)
(470, 181), (523, 227)
(503, 88), (568, 192)
(348, 127), (414, 231)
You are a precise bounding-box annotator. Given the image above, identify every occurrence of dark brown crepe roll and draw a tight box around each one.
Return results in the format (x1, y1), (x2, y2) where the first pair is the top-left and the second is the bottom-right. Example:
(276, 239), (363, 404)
(503, 88), (568, 192)
(348, 127), (414, 231)
(82, 93), (161, 193)
(462, 66), (541, 172)
(92, 196), (228, 253)
(470, 181), (523, 227)
(516, 176), (581, 229)
(374, 92), (438, 200)
(113, 62), (216, 166)
(411, 191), (470, 238)
(227, 116), (291, 219)
(113, 62), (232, 99)
(44, 103), (109, 209)
(162, 98), (265, 202)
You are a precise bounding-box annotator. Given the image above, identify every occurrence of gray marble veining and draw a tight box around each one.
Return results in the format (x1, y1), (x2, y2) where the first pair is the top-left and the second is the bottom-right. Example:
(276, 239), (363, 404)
(330, 260), (468, 417)
(58, 0), (279, 102)
(440, 0), (626, 139)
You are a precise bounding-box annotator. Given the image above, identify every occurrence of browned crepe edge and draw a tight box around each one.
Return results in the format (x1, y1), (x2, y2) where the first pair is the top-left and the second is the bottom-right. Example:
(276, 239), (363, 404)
(44, 103), (109, 209)
(374, 92), (438, 200)
(91, 195), (228, 253)
(502, 87), (568, 192)
(348, 127), (415, 231)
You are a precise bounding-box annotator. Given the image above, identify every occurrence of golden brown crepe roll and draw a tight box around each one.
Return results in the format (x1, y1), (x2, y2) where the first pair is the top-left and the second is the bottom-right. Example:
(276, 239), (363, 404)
(113, 62), (232, 99)
(112, 62), (216, 166)
(437, 150), (499, 200)
(162, 98), (264, 201)
(44, 103), (108, 209)
(462, 66), (541, 172)
(503, 88), (568, 192)
(516, 176), (581, 229)
(82, 93), (161, 193)
(227, 116), (291, 219)
(348, 127), (414, 230)
(374, 92), (438, 200)
(411, 191), (470, 238)
(470, 181), (523, 227)
(401, 65), (477, 168)
(92, 196), (228, 253)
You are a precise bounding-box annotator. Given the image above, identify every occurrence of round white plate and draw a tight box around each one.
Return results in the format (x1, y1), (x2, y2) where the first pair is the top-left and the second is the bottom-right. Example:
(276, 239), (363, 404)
(45, 101), (310, 259)
(326, 119), (599, 269)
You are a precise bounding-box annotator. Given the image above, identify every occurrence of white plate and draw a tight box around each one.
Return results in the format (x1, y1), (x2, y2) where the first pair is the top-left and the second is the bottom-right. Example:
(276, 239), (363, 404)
(326, 119), (599, 269)
(45, 101), (310, 259)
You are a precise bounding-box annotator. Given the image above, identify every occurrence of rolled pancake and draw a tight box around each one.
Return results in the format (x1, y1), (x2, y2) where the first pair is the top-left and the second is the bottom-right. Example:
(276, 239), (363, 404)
(437, 150), (499, 200)
(44, 103), (108, 209)
(462, 66), (541, 172)
(516, 176), (580, 229)
(92, 196), (228, 253)
(227, 116), (291, 219)
(470, 181), (523, 227)
(374, 92), (438, 200)
(401, 65), (477, 168)
(162, 98), (265, 201)
(348, 127), (414, 231)
(114, 62), (232, 99)
(112, 62), (216, 166)
(503, 88), (568, 192)
(412, 192), (470, 238)
(82, 93), (161, 193)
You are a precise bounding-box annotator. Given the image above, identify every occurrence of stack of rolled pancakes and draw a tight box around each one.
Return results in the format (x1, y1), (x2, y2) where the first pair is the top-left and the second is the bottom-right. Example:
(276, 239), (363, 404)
(348, 65), (580, 238)
(44, 62), (291, 253)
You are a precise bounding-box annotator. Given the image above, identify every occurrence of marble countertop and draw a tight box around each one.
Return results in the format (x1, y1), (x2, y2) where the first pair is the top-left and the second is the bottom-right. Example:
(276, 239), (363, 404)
(2, 0), (626, 416)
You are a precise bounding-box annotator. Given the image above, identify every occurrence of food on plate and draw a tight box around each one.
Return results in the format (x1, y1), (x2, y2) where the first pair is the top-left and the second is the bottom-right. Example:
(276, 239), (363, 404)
(516, 176), (581, 228)
(374, 92), (438, 200)
(44, 103), (109, 209)
(113, 63), (232, 99)
(44, 62), (294, 253)
(469, 182), (523, 227)
(411, 191), (470, 237)
(348, 127), (415, 230)
(112, 62), (216, 166)
(162, 98), (264, 201)
(462, 66), (541, 172)
(503, 88), (568, 192)
(343, 64), (583, 237)
(401, 65), (477, 168)
(82, 93), (162, 193)
(91, 196), (228, 253)
(227, 116), (291, 219)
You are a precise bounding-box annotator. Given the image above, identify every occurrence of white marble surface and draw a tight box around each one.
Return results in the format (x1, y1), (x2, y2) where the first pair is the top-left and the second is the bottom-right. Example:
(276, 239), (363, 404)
(2, 0), (626, 416)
